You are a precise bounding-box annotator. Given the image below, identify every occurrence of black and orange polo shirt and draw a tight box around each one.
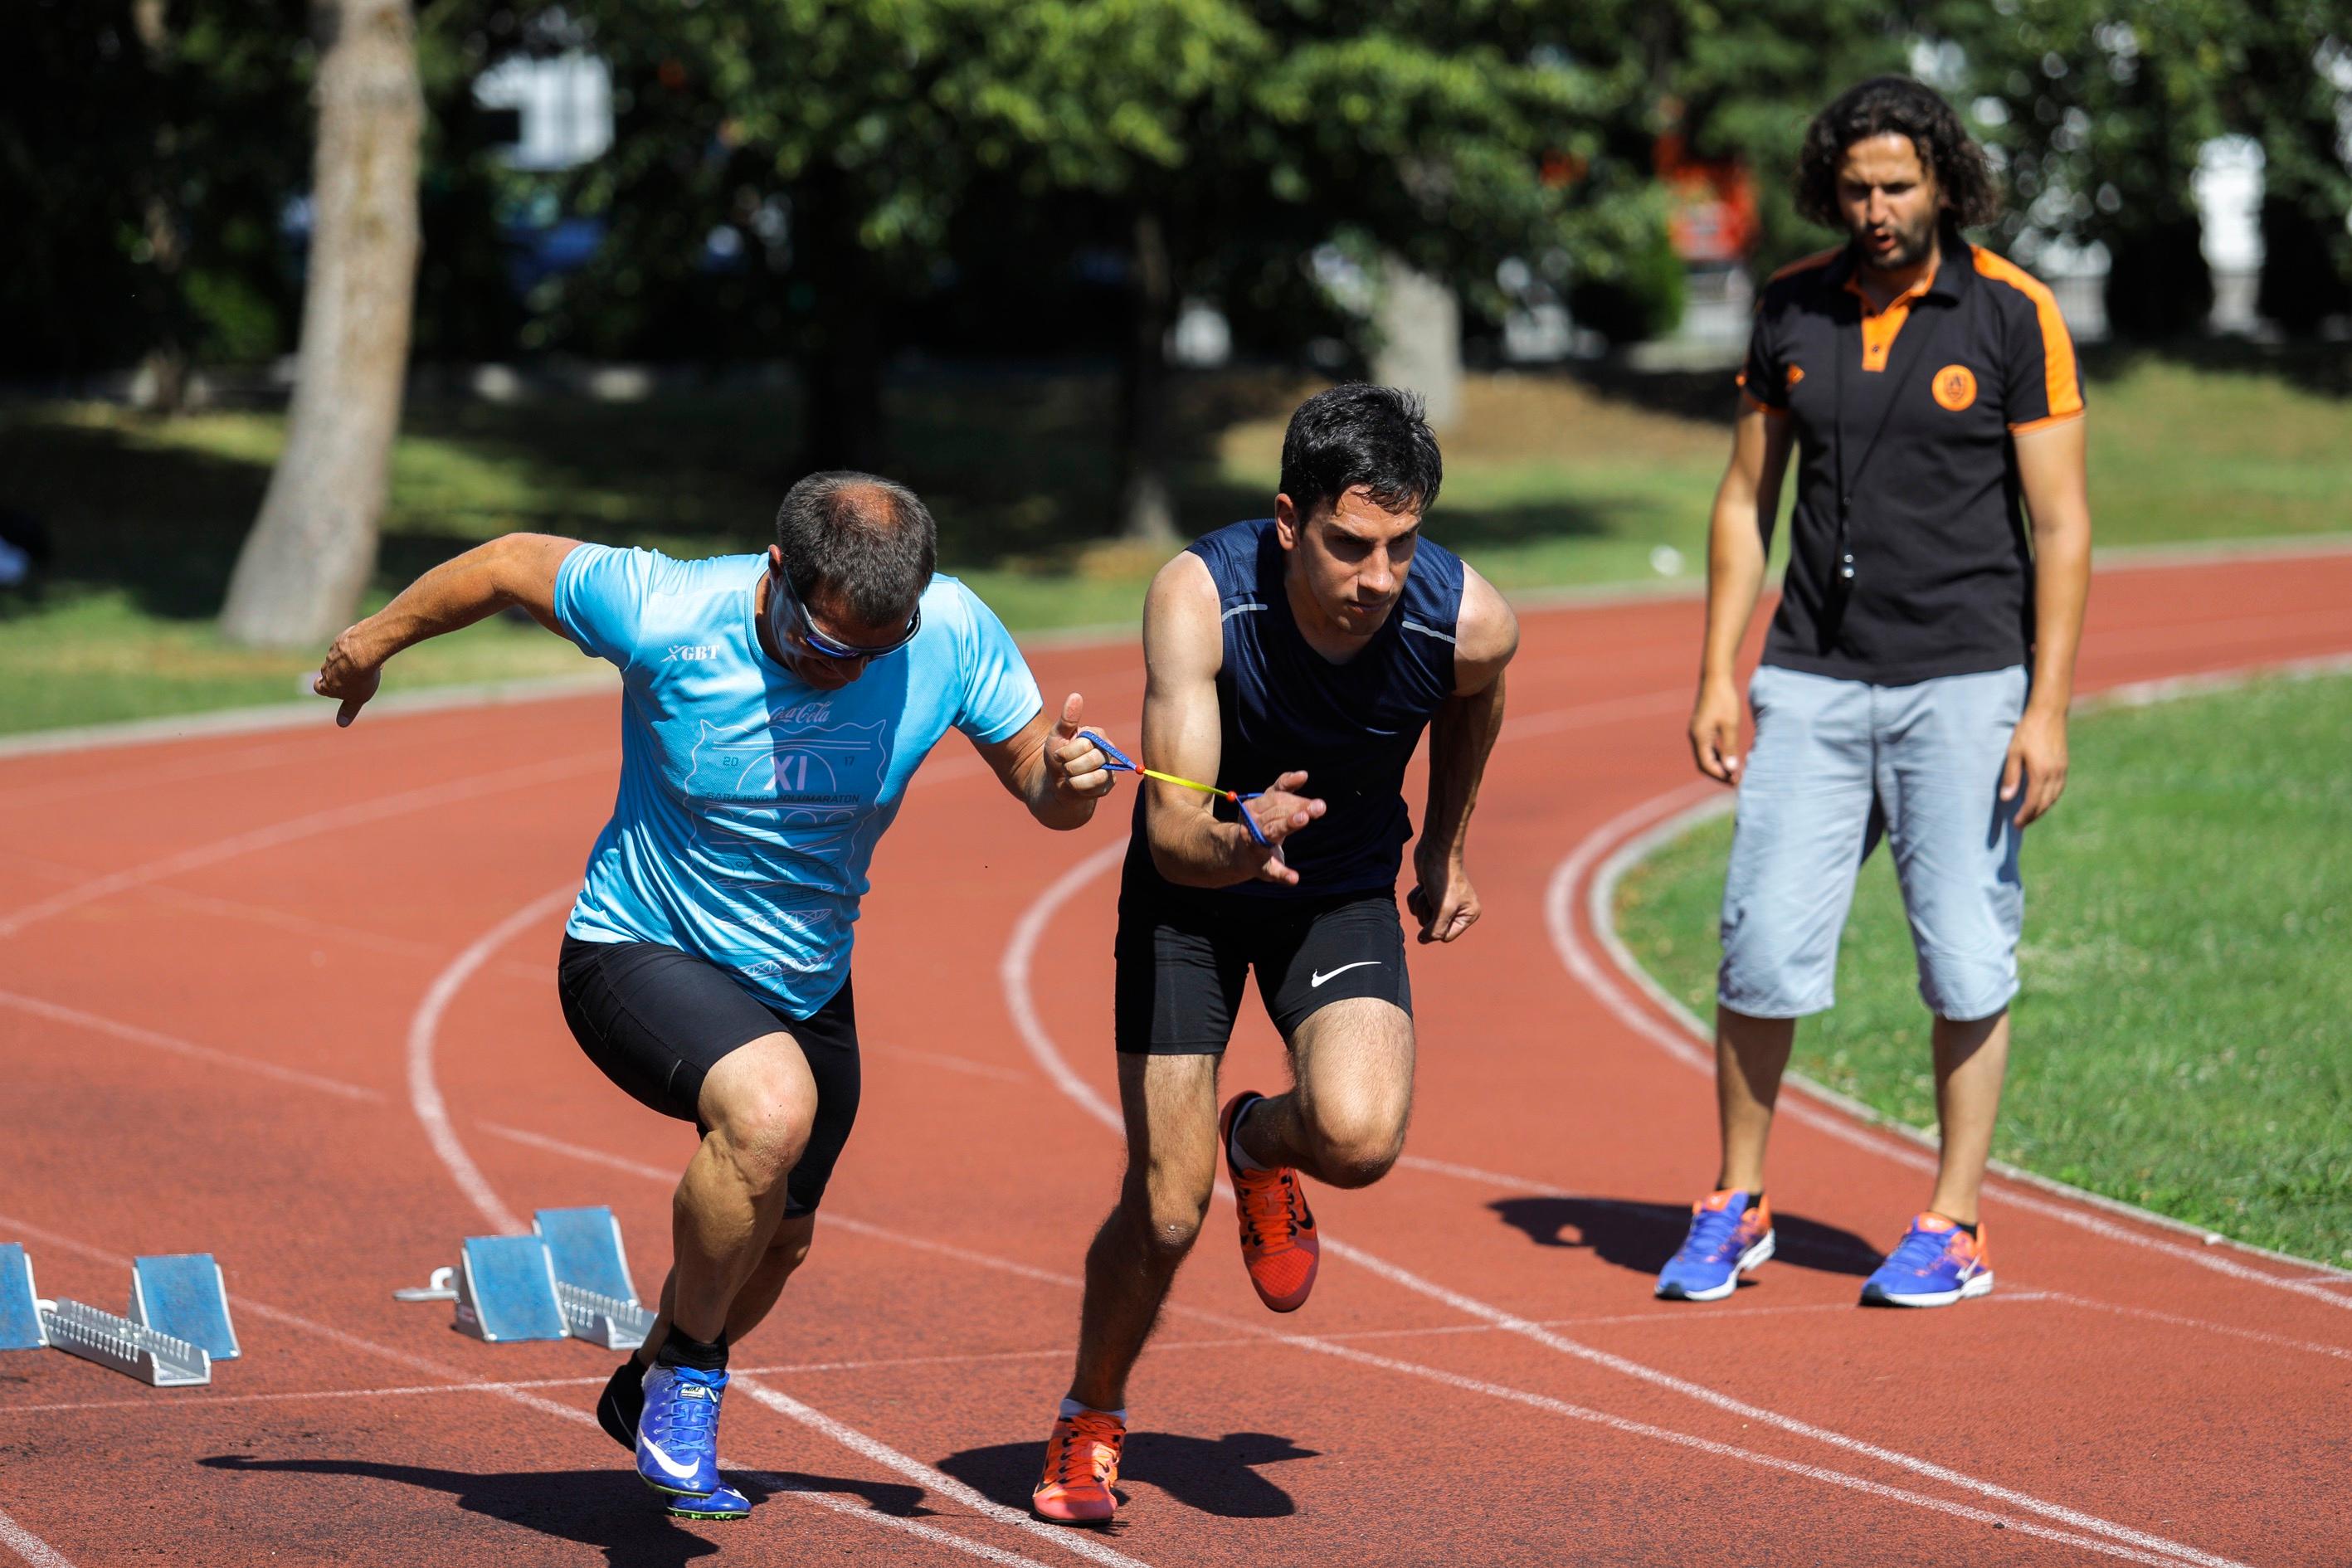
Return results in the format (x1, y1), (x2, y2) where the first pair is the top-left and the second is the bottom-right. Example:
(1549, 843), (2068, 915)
(1740, 239), (2084, 685)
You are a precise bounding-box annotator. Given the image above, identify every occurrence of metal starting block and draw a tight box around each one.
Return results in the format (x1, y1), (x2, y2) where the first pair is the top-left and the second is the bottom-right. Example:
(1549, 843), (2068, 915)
(0, 1244), (239, 1387)
(394, 1207), (654, 1350)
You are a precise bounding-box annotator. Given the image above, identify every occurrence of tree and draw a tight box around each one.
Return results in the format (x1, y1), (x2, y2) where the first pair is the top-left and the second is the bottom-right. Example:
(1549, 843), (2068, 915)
(219, 0), (425, 648)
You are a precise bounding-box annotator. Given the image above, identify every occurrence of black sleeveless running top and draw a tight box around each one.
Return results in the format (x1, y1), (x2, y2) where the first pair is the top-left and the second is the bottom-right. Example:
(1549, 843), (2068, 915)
(1124, 516), (1465, 903)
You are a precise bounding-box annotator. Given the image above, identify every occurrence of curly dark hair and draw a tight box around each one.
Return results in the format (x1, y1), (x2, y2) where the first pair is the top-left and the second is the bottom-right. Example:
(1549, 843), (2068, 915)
(1797, 76), (2000, 233)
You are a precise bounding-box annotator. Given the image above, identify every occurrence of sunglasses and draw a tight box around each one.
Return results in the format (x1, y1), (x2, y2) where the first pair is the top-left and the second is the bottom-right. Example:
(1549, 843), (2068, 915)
(767, 562), (922, 661)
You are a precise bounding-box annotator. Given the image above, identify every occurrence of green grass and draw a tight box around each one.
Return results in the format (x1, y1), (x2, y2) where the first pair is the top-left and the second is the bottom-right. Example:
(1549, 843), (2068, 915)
(1613, 672), (2352, 1265)
(0, 342), (2345, 736)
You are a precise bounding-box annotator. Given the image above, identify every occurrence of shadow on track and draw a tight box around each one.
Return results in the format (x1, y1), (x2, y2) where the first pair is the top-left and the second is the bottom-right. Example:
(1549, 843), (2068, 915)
(937, 1430), (1317, 1519)
(198, 1454), (929, 1562)
(1491, 1195), (1882, 1279)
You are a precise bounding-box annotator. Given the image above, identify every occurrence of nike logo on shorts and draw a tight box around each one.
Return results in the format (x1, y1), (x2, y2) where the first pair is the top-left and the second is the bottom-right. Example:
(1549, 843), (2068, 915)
(1310, 961), (1381, 988)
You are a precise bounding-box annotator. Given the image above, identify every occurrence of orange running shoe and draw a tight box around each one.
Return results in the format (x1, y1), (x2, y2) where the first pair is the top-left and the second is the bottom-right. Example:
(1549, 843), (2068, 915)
(1220, 1091), (1319, 1312)
(1033, 1408), (1126, 1523)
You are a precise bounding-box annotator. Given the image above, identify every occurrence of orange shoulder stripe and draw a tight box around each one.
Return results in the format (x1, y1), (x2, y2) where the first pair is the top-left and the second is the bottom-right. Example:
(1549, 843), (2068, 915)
(1768, 246), (1843, 285)
(1972, 248), (2084, 421)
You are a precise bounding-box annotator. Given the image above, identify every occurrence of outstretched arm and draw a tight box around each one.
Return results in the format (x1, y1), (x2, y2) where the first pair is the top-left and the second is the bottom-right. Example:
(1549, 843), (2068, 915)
(314, 533), (582, 726)
(1409, 567), (1518, 943)
(1139, 553), (1324, 887)
(975, 692), (1115, 830)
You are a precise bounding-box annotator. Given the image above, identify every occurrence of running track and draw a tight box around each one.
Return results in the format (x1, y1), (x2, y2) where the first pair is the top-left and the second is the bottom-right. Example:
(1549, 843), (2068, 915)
(3, 548), (2350, 1567)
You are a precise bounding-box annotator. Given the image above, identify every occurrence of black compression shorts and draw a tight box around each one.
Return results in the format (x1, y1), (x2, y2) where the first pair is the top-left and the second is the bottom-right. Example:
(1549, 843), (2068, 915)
(556, 935), (861, 1216)
(1113, 874), (1412, 1055)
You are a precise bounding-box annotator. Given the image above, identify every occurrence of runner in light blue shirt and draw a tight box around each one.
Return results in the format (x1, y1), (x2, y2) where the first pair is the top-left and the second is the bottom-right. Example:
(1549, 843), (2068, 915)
(314, 471), (1119, 1522)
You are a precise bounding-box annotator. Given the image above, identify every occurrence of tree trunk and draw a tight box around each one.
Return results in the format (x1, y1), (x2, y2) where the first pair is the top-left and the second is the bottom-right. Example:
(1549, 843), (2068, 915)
(132, 0), (187, 415)
(1371, 253), (1463, 431)
(218, 0), (422, 649)
(1116, 207), (1180, 544)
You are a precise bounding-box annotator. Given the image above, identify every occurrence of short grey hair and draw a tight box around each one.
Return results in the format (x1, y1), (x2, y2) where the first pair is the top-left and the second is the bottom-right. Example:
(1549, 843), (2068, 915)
(773, 471), (939, 626)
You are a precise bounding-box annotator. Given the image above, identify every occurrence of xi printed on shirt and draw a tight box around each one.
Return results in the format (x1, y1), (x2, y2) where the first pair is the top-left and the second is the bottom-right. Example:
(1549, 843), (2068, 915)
(684, 718), (889, 886)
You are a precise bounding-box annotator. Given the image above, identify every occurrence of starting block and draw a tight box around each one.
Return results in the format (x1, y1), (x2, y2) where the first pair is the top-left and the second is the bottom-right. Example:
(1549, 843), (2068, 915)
(0, 1244), (239, 1387)
(396, 1207), (655, 1350)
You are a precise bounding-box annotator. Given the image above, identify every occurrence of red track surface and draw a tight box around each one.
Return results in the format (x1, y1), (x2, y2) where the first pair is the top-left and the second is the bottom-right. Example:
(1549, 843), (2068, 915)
(3, 548), (2350, 1567)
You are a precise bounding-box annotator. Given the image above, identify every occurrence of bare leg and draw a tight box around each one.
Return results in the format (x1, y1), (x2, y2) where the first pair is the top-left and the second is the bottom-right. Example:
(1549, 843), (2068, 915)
(1926, 1009), (2010, 1225)
(1712, 1006), (1796, 1193)
(665, 1033), (818, 1343)
(1065, 1054), (1220, 1413)
(635, 1215), (816, 1367)
(1232, 998), (1415, 1188)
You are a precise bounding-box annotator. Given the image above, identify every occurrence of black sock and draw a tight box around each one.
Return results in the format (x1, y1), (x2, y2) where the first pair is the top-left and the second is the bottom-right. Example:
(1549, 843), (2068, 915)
(1931, 1213), (1979, 1239)
(655, 1329), (729, 1373)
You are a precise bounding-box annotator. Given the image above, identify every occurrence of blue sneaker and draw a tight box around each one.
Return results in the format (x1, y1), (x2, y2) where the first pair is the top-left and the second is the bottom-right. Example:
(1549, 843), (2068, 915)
(1654, 1190), (1775, 1302)
(667, 1482), (751, 1522)
(1861, 1214), (1993, 1307)
(635, 1362), (727, 1497)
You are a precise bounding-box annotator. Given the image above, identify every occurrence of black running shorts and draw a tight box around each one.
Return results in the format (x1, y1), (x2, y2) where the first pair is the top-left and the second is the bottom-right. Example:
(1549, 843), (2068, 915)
(556, 935), (861, 1215)
(1113, 872), (1412, 1055)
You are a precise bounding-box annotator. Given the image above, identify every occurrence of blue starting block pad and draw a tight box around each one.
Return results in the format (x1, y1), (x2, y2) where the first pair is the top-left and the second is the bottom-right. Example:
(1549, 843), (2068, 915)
(534, 1207), (655, 1351)
(1, 1242), (232, 1386)
(2, 1243), (46, 1351)
(396, 1207), (654, 1350)
(132, 1254), (241, 1361)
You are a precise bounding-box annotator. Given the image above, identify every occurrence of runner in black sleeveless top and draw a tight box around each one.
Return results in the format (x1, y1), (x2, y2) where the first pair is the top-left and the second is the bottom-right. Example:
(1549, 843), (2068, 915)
(1032, 386), (1521, 1527)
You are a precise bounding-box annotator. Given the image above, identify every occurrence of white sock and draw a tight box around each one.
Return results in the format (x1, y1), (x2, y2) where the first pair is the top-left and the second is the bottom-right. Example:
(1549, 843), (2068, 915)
(1228, 1098), (1271, 1173)
(1059, 1395), (1126, 1422)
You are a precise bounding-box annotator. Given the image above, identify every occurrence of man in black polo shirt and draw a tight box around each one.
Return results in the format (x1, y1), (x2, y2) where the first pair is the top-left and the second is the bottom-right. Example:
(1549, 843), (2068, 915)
(1655, 76), (2091, 1309)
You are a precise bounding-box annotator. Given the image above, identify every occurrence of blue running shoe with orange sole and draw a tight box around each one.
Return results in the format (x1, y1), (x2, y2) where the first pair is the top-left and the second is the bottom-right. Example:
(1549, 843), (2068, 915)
(636, 1362), (727, 1497)
(1654, 1190), (1775, 1302)
(1861, 1214), (1993, 1307)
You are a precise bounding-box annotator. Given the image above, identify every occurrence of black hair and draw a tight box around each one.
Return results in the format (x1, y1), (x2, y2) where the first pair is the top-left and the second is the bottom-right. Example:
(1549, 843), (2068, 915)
(1278, 383), (1443, 524)
(1798, 76), (2000, 234)
(773, 471), (938, 626)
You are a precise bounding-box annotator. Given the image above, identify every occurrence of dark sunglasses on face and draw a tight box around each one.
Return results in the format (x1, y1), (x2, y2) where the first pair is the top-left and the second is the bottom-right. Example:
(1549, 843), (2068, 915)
(767, 562), (922, 661)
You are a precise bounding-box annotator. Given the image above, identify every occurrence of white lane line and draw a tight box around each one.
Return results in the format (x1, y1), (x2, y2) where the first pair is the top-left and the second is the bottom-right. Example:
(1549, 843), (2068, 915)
(1560, 783), (2352, 1311)
(0, 1508), (73, 1568)
(0, 751), (607, 940)
(406, 887), (576, 1234)
(0, 987), (384, 1103)
(2038, 1291), (2352, 1366)
(469, 1118), (2199, 1568)
(1003, 840), (2245, 1568)
(0, 1219), (1061, 1568)
(734, 1381), (1152, 1568)
(412, 897), (1149, 1568)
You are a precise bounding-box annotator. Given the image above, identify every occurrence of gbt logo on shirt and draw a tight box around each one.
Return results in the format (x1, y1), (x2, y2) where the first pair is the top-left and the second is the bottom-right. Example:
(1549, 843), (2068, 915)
(665, 644), (722, 662)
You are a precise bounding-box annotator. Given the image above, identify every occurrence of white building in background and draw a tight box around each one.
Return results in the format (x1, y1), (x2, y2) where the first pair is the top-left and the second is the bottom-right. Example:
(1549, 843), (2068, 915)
(474, 52), (613, 171)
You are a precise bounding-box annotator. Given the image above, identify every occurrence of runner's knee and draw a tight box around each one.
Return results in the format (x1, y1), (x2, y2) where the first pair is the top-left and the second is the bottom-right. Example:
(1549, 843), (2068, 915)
(1302, 1097), (1407, 1189)
(705, 1097), (815, 1196)
(1121, 1169), (1212, 1263)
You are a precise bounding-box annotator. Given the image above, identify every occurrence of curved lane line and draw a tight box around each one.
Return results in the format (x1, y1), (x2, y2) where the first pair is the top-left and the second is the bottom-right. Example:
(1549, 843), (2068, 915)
(407, 890), (1154, 1568)
(473, 1125), (2207, 1568)
(1557, 678), (2352, 1305)
(999, 832), (2242, 1568)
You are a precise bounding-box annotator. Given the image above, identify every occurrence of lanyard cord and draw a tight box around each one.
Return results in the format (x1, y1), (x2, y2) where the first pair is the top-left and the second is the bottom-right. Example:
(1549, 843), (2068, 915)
(1824, 269), (1960, 643)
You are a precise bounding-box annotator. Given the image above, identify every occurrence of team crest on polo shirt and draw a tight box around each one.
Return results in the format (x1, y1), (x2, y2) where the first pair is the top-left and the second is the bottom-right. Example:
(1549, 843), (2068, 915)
(1931, 363), (1978, 411)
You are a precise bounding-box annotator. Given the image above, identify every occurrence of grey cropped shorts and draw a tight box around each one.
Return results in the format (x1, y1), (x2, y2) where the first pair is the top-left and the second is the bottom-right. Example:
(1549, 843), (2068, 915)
(1717, 664), (2028, 1022)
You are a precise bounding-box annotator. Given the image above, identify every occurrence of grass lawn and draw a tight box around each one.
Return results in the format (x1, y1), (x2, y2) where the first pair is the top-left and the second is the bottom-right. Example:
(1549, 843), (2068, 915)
(1613, 672), (2352, 1266)
(0, 342), (2346, 735)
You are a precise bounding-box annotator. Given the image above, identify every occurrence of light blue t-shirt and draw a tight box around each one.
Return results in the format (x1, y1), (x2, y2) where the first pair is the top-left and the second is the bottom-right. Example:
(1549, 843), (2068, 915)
(552, 545), (1042, 1014)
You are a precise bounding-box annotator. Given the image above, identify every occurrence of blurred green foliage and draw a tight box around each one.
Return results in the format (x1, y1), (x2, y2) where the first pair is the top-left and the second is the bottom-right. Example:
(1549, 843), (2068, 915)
(2, 1), (2346, 385)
